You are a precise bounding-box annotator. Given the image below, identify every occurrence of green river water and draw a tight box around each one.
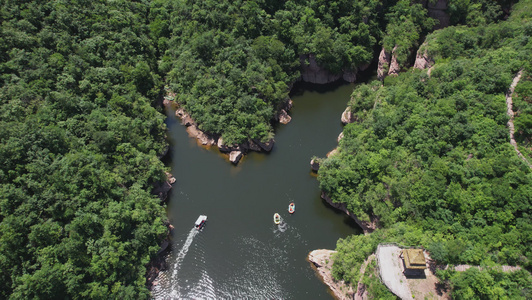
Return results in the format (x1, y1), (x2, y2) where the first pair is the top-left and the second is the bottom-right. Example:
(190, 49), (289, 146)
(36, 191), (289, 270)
(152, 81), (363, 299)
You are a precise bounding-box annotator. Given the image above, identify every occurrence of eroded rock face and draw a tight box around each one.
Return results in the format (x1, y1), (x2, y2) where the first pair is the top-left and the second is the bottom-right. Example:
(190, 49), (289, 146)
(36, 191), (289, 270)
(413, 47), (434, 70)
(341, 107), (356, 124)
(377, 47), (392, 81)
(300, 54), (342, 84)
(388, 45), (400, 76)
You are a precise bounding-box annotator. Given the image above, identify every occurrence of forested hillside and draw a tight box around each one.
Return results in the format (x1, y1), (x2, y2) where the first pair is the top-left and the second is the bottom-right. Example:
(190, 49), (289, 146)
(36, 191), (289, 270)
(0, 1), (168, 298)
(2, 0), (530, 298)
(152, 0), (437, 144)
(320, 0), (532, 298)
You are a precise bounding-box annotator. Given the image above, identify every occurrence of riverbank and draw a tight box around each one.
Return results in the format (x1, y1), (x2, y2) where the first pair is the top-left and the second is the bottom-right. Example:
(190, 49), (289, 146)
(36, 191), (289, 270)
(308, 250), (354, 300)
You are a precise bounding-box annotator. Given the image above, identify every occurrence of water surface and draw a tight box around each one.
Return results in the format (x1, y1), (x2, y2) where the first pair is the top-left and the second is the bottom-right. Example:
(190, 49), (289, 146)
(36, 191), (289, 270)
(153, 82), (362, 299)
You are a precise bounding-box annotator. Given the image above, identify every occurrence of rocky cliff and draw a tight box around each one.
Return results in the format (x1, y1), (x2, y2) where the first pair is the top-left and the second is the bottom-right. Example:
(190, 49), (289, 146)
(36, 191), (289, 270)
(299, 54), (358, 84)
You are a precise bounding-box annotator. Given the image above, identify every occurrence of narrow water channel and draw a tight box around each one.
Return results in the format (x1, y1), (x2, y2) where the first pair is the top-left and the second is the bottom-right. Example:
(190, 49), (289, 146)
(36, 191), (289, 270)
(153, 82), (363, 299)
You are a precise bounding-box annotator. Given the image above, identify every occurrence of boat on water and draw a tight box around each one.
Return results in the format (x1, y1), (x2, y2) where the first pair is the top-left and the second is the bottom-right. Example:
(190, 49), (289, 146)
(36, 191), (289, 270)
(195, 215), (207, 229)
(273, 213), (281, 225)
(288, 203), (295, 214)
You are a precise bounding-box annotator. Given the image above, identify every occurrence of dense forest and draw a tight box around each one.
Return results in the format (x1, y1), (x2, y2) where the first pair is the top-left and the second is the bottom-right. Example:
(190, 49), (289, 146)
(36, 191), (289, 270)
(1, 0), (531, 299)
(0, 1), (168, 298)
(320, 0), (532, 298)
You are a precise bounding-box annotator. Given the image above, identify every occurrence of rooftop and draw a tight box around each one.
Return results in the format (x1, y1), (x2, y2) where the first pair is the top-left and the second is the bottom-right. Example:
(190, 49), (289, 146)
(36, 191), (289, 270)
(402, 249), (426, 270)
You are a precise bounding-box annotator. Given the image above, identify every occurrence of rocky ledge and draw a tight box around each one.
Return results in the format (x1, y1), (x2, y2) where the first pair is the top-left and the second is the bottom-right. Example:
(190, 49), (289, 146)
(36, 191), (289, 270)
(174, 106), (277, 164)
(321, 192), (378, 234)
(308, 249), (354, 300)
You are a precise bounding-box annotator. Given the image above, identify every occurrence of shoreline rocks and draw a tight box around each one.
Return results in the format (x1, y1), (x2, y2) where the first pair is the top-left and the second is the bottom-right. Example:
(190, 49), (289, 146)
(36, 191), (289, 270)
(308, 249), (354, 300)
(152, 172), (176, 203)
(321, 192), (378, 234)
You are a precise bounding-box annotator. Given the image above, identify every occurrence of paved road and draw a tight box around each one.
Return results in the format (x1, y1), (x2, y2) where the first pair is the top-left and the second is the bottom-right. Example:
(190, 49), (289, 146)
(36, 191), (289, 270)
(376, 245), (412, 300)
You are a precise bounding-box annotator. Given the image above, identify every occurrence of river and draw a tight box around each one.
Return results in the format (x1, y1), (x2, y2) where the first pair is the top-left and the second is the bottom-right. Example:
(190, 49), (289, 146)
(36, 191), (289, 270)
(152, 81), (362, 299)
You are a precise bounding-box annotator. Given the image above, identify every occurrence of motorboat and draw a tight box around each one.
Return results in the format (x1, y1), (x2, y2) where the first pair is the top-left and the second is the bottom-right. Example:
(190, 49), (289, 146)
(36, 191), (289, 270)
(195, 215), (207, 229)
(273, 213), (281, 225)
(288, 203), (295, 214)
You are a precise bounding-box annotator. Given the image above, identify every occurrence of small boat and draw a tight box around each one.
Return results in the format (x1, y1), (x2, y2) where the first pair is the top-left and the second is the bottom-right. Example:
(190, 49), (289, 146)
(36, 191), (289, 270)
(288, 203), (295, 214)
(273, 213), (281, 225)
(195, 215), (207, 229)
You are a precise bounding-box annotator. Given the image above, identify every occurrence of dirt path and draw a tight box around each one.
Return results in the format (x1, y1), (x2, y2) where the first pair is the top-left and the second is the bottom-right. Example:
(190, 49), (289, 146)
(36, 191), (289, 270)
(506, 70), (532, 169)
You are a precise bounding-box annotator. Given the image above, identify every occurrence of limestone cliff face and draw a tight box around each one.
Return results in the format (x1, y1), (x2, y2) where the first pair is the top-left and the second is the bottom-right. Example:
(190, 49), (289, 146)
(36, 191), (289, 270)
(299, 54), (358, 84)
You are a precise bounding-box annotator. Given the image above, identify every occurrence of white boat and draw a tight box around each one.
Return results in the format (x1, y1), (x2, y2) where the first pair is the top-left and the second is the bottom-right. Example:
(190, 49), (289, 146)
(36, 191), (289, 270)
(273, 213), (281, 225)
(195, 215), (207, 229)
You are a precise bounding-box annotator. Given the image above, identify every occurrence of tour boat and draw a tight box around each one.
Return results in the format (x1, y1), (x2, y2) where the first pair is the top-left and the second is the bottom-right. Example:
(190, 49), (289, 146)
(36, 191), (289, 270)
(195, 215), (207, 229)
(273, 213), (281, 225)
(288, 203), (295, 214)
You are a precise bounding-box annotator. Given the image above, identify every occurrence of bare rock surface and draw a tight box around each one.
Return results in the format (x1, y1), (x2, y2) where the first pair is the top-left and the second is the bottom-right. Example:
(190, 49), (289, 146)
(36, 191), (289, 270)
(300, 54), (342, 84)
(279, 109), (292, 124)
(388, 45), (400, 76)
(310, 158), (320, 172)
(341, 107), (355, 124)
(308, 250), (354, 300)
(413, 46), (434, 71)
(229, 151), (243, 164)
(377, 48), (392, 81)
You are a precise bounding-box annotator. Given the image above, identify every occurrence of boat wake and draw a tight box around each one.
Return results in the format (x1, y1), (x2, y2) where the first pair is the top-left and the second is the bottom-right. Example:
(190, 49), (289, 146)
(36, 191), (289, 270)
(152, 227), (199, 299)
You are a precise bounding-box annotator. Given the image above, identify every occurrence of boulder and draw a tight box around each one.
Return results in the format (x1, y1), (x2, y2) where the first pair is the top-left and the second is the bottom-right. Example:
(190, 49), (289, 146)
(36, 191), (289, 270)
(254, 138), (274, 152)
(310, 158), (320, 172)
(377, 47), (392, 81)
(229, 151), (243, 164)
(279, 109), (292, 124)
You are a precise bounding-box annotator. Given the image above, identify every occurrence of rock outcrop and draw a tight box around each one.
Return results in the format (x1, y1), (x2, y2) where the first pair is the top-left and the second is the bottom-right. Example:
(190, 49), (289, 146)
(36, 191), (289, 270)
(175, 105), (277, 164)
(413, 45), (434, 71)
(278, 109), (292, 124)
(300, 54), (358, 84)
(310, 158), (320, 172)
(321, 192), (378, 234)
(152, 172), (176, 202)
(337, 132), (344, 143)
(146, 221), (174, 290)
(229, 150), (243, 164)
(387, 45), (401, 76)
(341, 107), (356, 124)
(308, 250), (354, 300)
(377, 48), (391, 81)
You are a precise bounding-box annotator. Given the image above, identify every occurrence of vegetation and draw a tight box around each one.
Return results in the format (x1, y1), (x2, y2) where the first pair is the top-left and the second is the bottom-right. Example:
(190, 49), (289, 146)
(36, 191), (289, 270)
(321, 0), (532, 297)
(152, 0), (436, 144)
(2, 0), (530, 298)
(0, 1), (168, 298)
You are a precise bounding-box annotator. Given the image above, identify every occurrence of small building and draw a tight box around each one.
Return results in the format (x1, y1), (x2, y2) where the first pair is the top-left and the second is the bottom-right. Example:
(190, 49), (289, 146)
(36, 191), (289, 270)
(401, 249), (426, 277)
